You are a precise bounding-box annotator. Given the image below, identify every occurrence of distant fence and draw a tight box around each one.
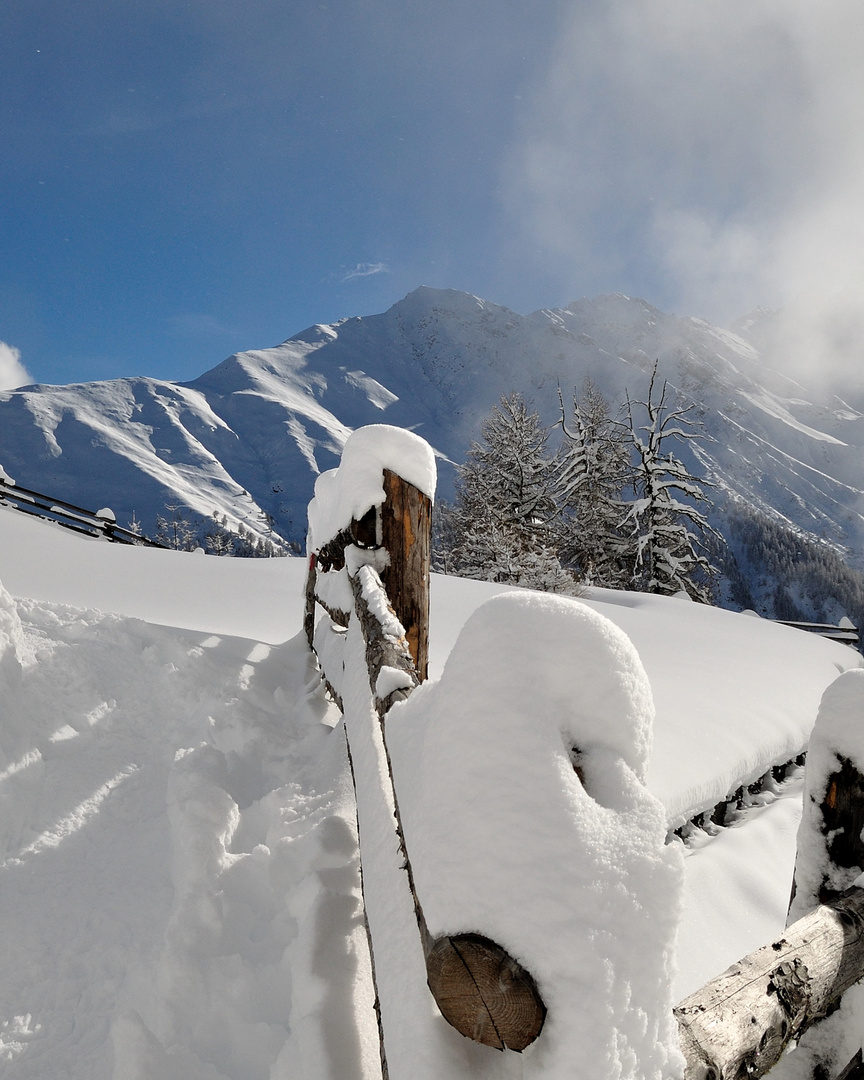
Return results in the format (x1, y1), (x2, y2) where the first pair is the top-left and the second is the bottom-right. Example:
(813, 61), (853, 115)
(304, 426), (864, 1080)
(776, 619), (860, 648)
(0, 477), (166, 548)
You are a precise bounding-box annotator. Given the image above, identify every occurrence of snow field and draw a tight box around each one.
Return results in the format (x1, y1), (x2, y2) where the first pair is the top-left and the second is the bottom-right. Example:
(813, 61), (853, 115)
(0, 504), (302, 643)
(0, 571), (376, 1079)
(0, 505), (861, 1077)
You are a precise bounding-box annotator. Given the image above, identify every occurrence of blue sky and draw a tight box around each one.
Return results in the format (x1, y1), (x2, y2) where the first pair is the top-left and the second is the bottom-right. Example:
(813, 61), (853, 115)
(2, 1), (863, 388)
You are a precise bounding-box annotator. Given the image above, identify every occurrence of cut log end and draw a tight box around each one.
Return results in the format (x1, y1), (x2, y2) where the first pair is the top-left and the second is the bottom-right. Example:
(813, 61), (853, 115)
(425, 933), (546, 1052)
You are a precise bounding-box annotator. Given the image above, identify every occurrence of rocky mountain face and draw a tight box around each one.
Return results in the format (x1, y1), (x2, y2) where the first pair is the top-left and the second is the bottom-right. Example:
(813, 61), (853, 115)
(2, 286), (863, 622)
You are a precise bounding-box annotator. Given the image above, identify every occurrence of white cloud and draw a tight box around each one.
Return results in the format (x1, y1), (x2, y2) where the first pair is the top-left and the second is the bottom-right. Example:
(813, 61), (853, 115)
(342, 262), (390, 282)
(0, 342), (31, 390)
(504, 0), (864, 383)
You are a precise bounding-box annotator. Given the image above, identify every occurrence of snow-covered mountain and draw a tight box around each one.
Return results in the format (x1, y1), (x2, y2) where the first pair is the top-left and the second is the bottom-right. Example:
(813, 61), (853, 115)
(2, 286), (864, 591)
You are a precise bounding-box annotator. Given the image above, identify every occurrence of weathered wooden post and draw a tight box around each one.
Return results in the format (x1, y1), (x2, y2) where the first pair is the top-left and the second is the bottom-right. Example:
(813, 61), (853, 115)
(675, 670), (864, 1080)
(304, 469), (430, 683)
(378, 469), (431, 682)
(304, 427), (548, 1074)
(788, 676), (864, 916)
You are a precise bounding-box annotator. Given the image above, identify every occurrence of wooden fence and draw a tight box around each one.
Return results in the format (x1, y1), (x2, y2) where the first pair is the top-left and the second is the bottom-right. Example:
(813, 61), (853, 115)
(776, 619), (860, 649)
(305, 467), (546, 1062)
(0, 476), (165, 547)
(304, 445), (864, 1080)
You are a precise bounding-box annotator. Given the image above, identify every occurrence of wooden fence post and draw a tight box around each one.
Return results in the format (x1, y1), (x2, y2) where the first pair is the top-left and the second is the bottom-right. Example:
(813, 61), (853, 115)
(788, 671), (864, 921)
(378, 469), (431, 682)
(789, 756), (864, 913)
(305, 470), (431, 683)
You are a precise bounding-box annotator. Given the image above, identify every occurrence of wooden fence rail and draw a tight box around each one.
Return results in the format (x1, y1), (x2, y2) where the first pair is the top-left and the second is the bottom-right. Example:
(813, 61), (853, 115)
(776, 619), (860, 648)
(676, 886), (864, 1080)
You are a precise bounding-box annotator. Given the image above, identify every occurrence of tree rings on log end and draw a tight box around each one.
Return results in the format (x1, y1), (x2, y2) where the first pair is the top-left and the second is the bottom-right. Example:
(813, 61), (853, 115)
(425, 933), (546, 1052)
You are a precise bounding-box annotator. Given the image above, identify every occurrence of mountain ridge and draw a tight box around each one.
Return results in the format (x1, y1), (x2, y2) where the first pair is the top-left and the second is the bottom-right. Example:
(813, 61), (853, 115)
(2, 286), (863, 616)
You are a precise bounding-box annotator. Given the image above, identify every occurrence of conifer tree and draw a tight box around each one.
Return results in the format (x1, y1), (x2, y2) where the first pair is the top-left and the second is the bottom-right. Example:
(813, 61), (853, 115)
(156, 502), (197, 551)
(448, 393), (575, 591)
(555, 378), (634, 587)
(622, 365), (719, 601)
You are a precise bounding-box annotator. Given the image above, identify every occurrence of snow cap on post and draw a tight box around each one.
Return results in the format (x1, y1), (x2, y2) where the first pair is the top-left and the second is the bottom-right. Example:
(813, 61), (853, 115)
(307, 425), (437, 553)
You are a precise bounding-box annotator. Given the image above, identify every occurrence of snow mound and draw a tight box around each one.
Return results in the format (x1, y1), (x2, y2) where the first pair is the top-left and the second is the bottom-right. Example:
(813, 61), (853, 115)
(388, 591), (683, 1079)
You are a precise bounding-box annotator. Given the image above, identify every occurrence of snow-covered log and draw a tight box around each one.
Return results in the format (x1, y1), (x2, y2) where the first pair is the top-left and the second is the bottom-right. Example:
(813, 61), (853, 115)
(306, 427), (559, 1068)
(351, 566), (418, 712)
(675, 886), (864, 1080)
(676, 670), (864, 1080)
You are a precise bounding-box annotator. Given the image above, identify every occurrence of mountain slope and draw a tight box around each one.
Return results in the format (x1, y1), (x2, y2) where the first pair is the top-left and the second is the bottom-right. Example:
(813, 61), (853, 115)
(2, 287), (864, 583)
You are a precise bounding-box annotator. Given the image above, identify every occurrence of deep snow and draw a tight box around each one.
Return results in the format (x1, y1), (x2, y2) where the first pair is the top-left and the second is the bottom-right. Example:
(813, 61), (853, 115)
(0, 503), (860, 1078)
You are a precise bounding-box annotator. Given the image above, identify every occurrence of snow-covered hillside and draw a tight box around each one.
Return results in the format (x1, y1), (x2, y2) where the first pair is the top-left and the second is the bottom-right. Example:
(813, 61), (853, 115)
(3, 288), (864, 575)
(0, 504), (859, 1078)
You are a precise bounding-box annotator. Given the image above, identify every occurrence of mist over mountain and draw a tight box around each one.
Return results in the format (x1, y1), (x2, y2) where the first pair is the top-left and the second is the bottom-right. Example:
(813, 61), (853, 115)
(2, 286), (863, 623)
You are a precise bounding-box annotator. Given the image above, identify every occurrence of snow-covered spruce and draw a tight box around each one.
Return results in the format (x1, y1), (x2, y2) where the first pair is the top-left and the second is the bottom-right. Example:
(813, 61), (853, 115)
(623, 365), (719, 602)
(387, 590), (684, 1080)
(556, 378), (633, 589)
(444, 393), (576, 593)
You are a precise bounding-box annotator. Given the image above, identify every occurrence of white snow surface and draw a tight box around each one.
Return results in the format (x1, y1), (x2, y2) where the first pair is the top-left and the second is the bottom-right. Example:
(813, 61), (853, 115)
(0, 505), (860, 1078)
(388, 592), (683, 1078)
(306, 425), (437, 552)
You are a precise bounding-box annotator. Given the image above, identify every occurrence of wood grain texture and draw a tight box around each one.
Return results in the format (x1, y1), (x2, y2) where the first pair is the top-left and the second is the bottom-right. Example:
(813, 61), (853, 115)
(818, 758), (864, 905)
(789, 755), (864, 923)
(350, 567), (419, 714)
(303, 554), (317, 651)
(425, 934), (546, 1052)
(379, 469), (431, 682)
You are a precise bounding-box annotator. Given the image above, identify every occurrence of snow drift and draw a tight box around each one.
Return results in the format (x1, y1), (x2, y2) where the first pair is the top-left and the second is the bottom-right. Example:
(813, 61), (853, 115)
(389, 591), (684, 1079)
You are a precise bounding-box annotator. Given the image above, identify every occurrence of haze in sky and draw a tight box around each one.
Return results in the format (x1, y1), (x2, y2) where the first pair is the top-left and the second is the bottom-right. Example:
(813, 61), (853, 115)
(2, 0), (862, 388)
